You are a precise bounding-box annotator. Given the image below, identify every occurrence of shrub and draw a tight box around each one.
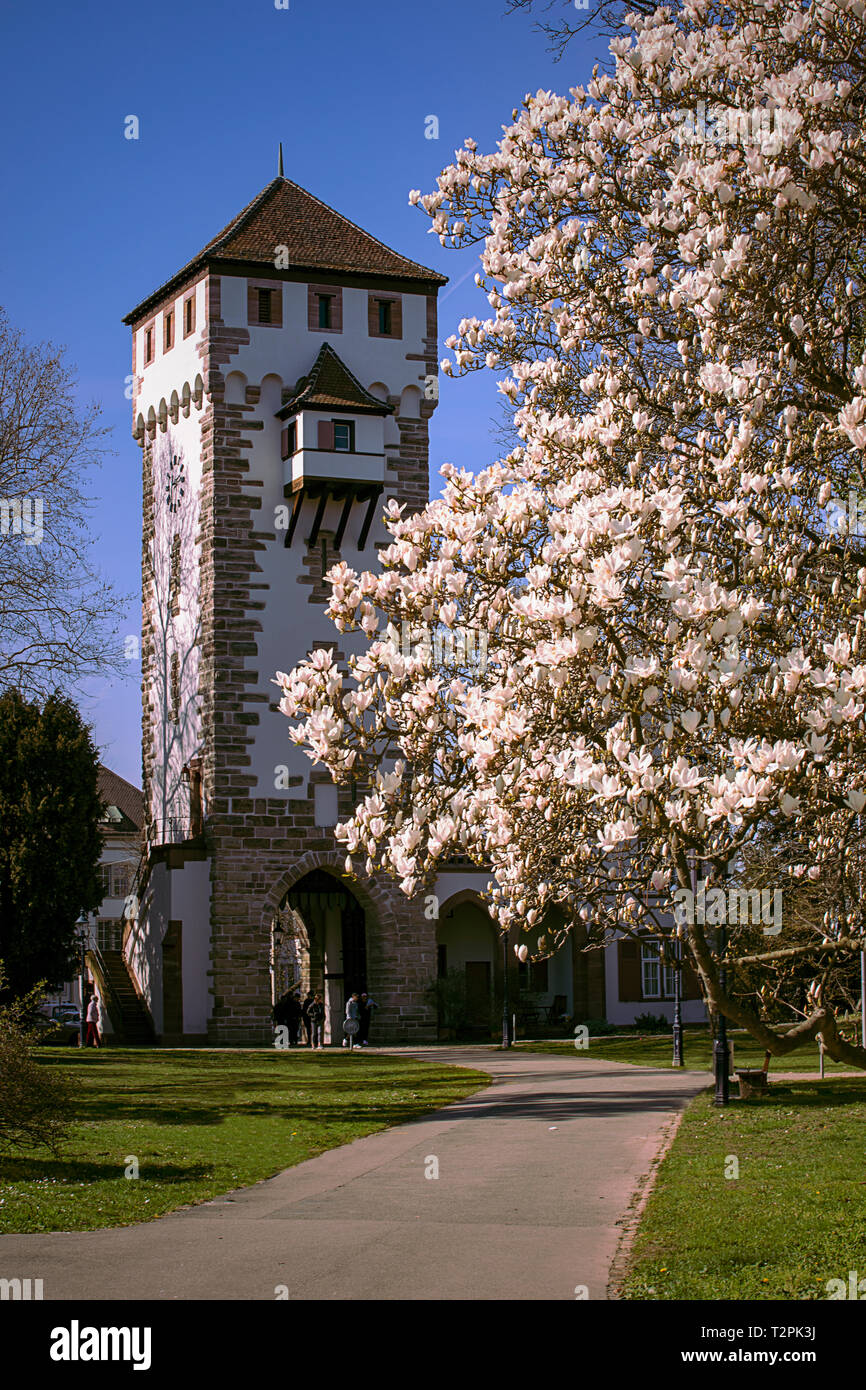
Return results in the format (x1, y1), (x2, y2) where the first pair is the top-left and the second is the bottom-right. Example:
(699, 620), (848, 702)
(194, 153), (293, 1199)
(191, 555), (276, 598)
(0, 965), (70, 1154)
(633, 1011), (670, 1033)
(579, 1016), (620, 1035)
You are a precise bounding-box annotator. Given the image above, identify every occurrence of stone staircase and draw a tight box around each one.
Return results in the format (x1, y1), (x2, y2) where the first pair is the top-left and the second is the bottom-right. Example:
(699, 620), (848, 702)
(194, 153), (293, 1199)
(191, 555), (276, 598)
(95, 949), (155, 1044)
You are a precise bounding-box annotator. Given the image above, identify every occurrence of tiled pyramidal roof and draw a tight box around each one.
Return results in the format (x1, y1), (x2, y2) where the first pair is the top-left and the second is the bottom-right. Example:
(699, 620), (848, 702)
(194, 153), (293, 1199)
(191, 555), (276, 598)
(124, 176), (447, 323)
(280, 343), (393, 416)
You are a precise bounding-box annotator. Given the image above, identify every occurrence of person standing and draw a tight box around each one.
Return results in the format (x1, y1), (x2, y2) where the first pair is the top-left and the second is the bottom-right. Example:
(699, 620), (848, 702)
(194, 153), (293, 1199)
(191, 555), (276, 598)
(358, 992), (379, 1047)
(287, 991), (302, 1046)
(301, 990), (315, 1047)
(309, 992), (325, 1050)
(85, 993), (100, 1048)
(344, 992), (360, 1050)
(96, 992), (108, 1046)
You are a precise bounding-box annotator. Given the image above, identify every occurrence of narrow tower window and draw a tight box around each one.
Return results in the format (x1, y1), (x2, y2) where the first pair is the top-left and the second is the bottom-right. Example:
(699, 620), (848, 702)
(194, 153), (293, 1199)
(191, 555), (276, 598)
(318, 295), (332, 329)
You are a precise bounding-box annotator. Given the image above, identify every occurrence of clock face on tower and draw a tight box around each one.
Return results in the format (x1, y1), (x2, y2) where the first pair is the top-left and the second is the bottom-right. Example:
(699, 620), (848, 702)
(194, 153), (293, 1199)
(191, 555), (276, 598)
(165, 454), (186, 514)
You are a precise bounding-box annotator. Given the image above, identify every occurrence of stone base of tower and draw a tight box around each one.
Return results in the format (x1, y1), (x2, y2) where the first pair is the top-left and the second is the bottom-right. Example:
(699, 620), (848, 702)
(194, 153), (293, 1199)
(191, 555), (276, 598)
(203, 822), (439, 1048)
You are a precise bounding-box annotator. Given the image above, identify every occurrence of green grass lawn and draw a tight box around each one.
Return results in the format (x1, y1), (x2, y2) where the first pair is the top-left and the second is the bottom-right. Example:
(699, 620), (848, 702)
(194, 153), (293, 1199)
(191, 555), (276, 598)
(516, 1031), (853, 1073)
(0, 1048), (489, 1234)
(617, 1079), (866, 1300)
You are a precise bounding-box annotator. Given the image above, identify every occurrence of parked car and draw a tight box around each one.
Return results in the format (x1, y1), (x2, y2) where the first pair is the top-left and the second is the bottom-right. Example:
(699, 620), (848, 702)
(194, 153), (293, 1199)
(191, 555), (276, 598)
(31, 1011), (81, 1046)
(51, 1004), (81, 1025)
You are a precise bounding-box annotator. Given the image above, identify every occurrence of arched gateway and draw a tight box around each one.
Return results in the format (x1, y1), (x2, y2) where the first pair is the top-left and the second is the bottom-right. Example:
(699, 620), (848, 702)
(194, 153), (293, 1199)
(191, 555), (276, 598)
(271, 868), (367, 1044)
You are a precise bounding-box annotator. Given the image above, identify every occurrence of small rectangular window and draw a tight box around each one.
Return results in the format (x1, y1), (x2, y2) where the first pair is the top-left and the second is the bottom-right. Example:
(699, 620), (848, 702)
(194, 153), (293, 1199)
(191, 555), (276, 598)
(333, 421), (353, 452)
(281, 421), (297, 460)
(318, 295), (332, 329)
(144, 325), (154, 364)
(258, 288), (273, 324)
(378, 299), (392, 335)
(183, 295), (195, 337)
(640, 942), (675, 998)
(164, 311), (174, 351)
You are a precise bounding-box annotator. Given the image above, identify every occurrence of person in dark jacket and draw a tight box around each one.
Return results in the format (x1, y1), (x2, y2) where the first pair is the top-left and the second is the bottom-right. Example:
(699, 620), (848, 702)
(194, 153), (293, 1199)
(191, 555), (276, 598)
(358, 992), (379, 1047)
(301, 991), (315, 1047)
(287, 991), (302, 1046)
(308, 992), (325, 1050)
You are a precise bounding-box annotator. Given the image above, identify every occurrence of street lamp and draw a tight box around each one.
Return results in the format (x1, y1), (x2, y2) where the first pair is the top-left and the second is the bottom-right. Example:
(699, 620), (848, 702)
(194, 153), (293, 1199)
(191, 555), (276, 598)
(672, 921), (684, 1068)
(713, 863), (733, 1107)
(75, 912), (89, 1048)
(501, 929), (511, 1049)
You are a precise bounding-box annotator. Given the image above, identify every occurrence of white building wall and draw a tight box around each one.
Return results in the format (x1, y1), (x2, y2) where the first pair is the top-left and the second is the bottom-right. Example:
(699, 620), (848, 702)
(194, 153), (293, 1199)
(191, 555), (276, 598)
(604, 936), (707, 1026)
(169, 859), (212, 1036)
(127, 860), (170, 1037)
(212, 277), (432, 804)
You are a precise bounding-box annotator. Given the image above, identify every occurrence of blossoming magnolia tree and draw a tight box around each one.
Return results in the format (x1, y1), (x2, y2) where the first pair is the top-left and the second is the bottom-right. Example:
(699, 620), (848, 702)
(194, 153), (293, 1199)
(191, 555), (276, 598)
(278, 0), (866, 1067)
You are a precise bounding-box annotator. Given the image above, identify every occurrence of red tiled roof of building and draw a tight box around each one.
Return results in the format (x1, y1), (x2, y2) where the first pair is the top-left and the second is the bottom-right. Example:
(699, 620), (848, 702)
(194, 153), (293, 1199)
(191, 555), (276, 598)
(123, 176), (447, 325)
(278, 343), (392, 417)
(98, 765), (144, 831)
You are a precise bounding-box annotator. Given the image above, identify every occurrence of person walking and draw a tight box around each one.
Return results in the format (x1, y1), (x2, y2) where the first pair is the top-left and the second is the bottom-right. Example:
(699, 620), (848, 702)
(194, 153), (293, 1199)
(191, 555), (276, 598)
(343, 992), (360, 1050)
(309, 992), (325, 1050)
(302, 990), (315, 1047)
(85, 993), (100, 1048)
(358, 992), (379, 1047)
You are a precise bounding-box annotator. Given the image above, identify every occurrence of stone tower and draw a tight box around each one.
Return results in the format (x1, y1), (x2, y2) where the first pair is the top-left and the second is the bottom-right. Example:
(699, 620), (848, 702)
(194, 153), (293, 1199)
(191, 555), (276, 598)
(123, 174), (447, 1044)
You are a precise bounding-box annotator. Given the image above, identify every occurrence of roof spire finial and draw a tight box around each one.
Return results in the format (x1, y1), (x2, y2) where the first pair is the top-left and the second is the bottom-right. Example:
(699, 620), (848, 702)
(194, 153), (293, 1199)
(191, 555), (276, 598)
(278, 142), (284, 177)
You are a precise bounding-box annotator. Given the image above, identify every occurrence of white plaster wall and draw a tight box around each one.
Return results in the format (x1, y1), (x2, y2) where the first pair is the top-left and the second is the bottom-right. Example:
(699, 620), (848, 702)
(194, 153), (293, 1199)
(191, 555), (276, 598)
(214, 276), (432, 803)
(169, 859), (212, 1035)
(604, 937), (708, 1026)
(127, 861), (170, 1036)
(434, 871), (495, 906)
(299, 411), (385, 454)
(134, 278), (207, 420)
(146, 406), (204, 836)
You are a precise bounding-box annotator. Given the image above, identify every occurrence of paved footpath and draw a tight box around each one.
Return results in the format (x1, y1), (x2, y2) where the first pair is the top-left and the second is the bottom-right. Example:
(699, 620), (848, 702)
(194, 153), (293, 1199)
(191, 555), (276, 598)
(0, 1048), (706, 1301)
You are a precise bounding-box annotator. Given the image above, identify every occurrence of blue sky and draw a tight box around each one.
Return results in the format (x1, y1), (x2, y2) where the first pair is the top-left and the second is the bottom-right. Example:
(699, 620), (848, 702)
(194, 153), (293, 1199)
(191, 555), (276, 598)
(0, 0), (599, 786)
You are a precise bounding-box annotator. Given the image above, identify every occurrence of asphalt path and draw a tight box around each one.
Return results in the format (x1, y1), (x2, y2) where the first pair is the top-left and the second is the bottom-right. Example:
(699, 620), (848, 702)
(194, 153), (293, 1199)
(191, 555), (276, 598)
(0, 1047), (707, 1301)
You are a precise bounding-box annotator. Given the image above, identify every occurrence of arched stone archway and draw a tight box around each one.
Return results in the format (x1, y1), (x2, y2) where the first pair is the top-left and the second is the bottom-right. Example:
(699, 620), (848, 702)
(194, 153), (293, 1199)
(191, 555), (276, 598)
(262, 849), (393, 1044)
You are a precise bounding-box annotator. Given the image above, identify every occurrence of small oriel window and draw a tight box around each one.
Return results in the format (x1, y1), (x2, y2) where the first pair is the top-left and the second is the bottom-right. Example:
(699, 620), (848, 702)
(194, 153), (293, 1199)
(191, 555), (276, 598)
(164, 311), (174, 351)
(378, 299), (392, 335)
(183, 295), (195, 337)
(144, 326), (154, 364)
(258, 288), (273, 324)
(318, 295), (332, 329)
(333, 421), (354, 452)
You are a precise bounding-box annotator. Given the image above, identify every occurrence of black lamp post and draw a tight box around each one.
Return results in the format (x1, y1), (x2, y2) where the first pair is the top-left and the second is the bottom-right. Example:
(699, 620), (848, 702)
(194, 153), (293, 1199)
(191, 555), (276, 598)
(713, 893), (730, 1106)
(75, 912), (89, 1048)
(672, 924), (684, 1068)
(502, 930), (511, 1049)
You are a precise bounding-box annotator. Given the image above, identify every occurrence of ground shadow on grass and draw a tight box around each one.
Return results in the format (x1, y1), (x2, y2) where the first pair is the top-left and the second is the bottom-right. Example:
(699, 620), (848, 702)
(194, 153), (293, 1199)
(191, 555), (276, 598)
(729, 1080), (866, 1109)
(68, 1079), (486, 1127)
(0, 1156), (212, 1184)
